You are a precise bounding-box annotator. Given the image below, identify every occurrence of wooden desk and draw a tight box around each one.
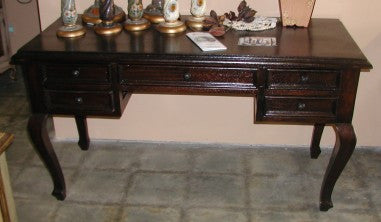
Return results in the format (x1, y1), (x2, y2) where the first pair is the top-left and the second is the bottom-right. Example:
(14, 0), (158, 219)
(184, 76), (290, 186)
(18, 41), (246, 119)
(12, 18), (372, 211)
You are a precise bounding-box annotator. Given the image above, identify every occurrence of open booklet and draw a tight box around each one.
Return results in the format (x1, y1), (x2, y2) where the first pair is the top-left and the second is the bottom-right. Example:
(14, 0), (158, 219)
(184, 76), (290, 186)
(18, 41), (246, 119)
(186, 32), (227, 52)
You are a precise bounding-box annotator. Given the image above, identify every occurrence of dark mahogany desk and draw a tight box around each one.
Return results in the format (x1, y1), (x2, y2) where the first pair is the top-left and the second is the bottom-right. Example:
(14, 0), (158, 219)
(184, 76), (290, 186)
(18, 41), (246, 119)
(12, 18), (372, 211)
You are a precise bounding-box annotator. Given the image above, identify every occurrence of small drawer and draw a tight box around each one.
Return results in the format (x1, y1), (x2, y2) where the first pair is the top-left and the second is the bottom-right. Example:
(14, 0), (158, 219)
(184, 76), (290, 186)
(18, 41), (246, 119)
(44, 91), (115, 114)
(262, 96), (337, 118)
(119, 65), (255, 86)
(267, 69), (340, 90)
(42, 65), (110, 83)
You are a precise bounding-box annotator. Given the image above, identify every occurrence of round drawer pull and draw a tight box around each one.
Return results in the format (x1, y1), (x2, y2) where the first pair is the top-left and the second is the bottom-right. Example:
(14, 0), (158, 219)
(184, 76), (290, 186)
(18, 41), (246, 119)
(183, 73), (191, 81)
(297, 103), (306, 110)
(301, 75), (309, 82)
(75, 97), (83, 105)
(72, 70), (80, 77)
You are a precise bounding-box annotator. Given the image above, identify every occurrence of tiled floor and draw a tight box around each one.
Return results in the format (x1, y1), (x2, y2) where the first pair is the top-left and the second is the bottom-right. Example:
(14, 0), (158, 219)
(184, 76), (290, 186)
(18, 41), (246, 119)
(1, 70), (381, 221)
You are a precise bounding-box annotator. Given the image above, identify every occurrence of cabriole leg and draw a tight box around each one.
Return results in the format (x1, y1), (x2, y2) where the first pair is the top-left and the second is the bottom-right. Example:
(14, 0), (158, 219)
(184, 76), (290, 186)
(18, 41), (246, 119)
(310, 123), (325, 159)
(28, 114), (66, 200)
(75, 115), (90, 150)
(320, 123), (356, 211)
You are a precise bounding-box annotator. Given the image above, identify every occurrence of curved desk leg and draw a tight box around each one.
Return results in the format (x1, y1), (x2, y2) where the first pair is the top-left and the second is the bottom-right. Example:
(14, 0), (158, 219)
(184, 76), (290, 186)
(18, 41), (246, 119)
(310, 124), (325, 159)
(75, 115), (90, 150)
(28, 114), (66, 200)
(320, 123), (356, 211)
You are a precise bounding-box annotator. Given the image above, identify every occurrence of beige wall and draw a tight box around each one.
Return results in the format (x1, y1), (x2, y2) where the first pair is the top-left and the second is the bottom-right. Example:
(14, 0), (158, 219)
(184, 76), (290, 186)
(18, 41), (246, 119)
(39, 0), (381, 147)
(4, 0), (40, 55)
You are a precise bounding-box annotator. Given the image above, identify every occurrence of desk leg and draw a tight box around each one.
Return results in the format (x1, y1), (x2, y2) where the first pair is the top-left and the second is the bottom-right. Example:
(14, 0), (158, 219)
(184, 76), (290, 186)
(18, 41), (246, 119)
(310, 124), (325, 159)
(320, 123), (356, 211)
(75, 115), (90, 150)
(28, 114), (66, 200)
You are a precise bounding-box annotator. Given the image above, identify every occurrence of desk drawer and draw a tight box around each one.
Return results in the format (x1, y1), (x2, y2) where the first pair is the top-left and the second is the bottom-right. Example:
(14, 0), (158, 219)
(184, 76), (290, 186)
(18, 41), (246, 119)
(44, 91), (115, 114)
(267, 69), (340, 90)
(42, 65), (110, 83)
(120, 65), (255, 86)
(259, 96), (337, 121)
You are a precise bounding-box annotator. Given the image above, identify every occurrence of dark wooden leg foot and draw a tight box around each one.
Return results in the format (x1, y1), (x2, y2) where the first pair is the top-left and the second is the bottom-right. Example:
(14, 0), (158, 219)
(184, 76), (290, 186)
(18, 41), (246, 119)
(28, 114), (66, 200)
(75, 115), (90, 150)
(310, 124), (325, 159)
(320, 123), (356, 211)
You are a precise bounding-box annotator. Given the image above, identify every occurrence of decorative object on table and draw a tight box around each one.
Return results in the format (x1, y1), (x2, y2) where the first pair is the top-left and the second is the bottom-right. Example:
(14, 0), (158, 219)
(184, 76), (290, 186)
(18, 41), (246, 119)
(94, 0), (122, 35)
(223, 16), (277, 31)
(186, 32), (226, 51)
(124, 0), (151, 31)
(143, 0), (165, 23)
(238, 36), (277, 46)
(186, 0), (207, 31)
(82, 0), (126, 25)
(156, 0), (186, 34)
(57, 0), (86, 38)
(279, 0), (316, 27)
(202, 10), (228, 36)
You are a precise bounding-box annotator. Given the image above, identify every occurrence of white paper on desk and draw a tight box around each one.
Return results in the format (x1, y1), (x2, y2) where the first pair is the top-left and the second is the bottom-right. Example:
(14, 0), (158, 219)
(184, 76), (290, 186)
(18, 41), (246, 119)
(186, 32), (227, 52)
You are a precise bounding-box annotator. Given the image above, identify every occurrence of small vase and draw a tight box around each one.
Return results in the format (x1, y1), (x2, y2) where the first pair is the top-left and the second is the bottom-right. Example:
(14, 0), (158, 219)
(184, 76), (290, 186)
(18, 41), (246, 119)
(57, 0), (86, 38)
(279, 0), (316, 27)
(190, 0), (206, 18)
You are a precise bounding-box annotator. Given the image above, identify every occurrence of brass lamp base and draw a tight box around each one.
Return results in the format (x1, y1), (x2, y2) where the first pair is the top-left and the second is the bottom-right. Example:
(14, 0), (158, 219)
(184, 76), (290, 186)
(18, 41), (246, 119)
(82, 5), (126, 25)
(57, 25), (86, 38)
(124, 18), (151, 32)
(156, 21), (186, 34)
(94, 22), (122, 35)
(143, 13), (165, 24)
(186, 16), (204, 31)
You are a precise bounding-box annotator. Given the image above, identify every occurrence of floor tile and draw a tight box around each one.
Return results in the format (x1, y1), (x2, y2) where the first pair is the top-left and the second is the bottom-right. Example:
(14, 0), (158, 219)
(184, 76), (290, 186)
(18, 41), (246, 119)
(0, 96), (29, 116)
(193, 149), (243, 174)
(5, 137), (34, 165)
(15, 198), (58, 222)
(67, 170), (129, 204)
(82, 148), (140, 170)
(312, 211), (378, 222)
(121, 206), (180, 222)
(55, 203), (119, 222)
(140, 148), (189, 172)
(126, 173), (186, 206)
(249, 174), (316, 210)
(248, 148), (302, 175)
(354, 148), (381, 178)
(188, 174), (245, 208)
(250, 211), (314, 222)
(12, 166), (75, 200)
(186, 208), (247, 222)
(31, 141), (86, 168)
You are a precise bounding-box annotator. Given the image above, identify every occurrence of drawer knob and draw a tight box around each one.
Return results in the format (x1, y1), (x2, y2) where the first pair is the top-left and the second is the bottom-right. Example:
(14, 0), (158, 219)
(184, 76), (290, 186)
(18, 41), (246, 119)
(75, 97), (83, 105)
(184, 73), (191, 81)
(301, 75), (309, 82)
(298, 103), (306, 110)
(72, 70), (80, 78)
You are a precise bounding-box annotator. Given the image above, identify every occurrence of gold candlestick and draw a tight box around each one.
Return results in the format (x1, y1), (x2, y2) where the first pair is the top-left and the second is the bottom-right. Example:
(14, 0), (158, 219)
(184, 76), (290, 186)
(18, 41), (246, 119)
(156, 0), (186, 34)
(82, 0), (126, 25)
(94, 0), (122, 35)
(186, 0), (206, 31)
(143, 0), (165, 23)
(124, 0), (151, 31)
(57, 0), (86, 38)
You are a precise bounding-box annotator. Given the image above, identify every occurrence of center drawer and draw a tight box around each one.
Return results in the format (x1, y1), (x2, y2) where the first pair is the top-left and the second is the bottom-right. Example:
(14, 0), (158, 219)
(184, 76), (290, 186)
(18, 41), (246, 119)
(119, 65), (255, 87)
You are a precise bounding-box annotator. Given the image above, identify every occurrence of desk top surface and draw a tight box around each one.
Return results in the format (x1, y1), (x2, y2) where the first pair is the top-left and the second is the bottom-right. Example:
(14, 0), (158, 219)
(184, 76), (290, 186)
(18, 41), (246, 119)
(14, 17), (371, 69)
